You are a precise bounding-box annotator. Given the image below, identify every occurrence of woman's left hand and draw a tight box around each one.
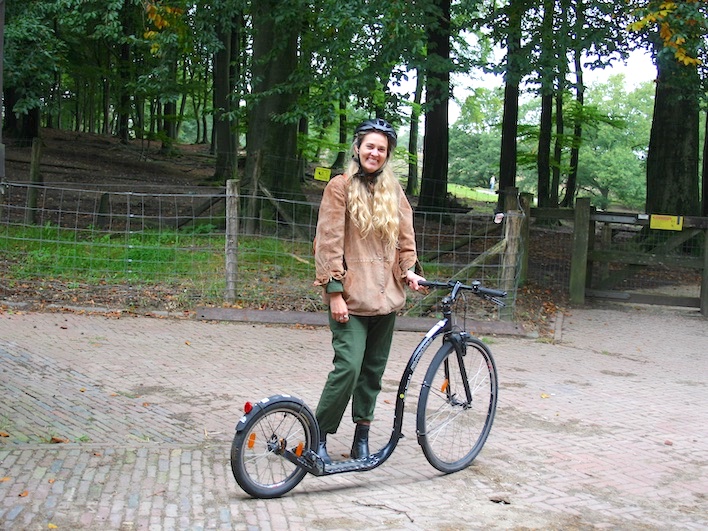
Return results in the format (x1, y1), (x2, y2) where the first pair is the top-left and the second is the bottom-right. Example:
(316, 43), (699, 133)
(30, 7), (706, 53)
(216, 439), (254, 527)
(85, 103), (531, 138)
(405, 270), (426, 291)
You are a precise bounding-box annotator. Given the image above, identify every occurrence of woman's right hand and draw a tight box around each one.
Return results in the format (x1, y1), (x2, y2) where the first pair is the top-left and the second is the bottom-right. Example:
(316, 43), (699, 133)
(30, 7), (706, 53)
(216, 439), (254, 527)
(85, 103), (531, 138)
(329, 293), (350, 323)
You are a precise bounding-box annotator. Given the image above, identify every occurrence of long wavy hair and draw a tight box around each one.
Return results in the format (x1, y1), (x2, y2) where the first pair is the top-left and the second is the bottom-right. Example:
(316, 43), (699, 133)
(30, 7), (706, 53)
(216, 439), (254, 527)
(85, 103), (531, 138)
(346, 135), (400, 250)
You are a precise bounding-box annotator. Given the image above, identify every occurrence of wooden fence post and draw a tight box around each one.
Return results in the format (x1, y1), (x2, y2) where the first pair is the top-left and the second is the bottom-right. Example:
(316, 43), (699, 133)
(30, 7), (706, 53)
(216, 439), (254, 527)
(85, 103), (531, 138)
(569, 197), (591, 305)
(500, 212), (522, 321)
(497, 187), (520, 320)
(225, 179), (239, 304)
(24, 138), (42, 225)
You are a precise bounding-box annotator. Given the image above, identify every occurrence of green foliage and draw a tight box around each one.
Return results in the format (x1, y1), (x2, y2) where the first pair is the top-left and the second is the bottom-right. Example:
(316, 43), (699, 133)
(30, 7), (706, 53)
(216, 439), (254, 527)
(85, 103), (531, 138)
(578, 76), (655, 210)
(450, 73), (654, 209)
(0, 0), (691, 215)
(449, 125), (501, 188)
(4, 2), (66, 114)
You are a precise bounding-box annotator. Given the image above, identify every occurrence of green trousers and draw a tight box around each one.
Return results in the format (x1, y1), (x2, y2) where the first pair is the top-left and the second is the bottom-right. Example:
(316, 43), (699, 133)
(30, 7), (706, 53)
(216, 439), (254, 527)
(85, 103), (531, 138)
(315, 312), (396, 435)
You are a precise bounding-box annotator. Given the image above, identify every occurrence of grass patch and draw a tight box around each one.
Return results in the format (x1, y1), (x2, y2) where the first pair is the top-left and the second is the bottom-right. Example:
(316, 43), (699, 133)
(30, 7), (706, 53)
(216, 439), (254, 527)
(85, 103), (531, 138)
(448, 184), (497, 203)
(0, 224), (314, 285)
(0, 223), (319, 310)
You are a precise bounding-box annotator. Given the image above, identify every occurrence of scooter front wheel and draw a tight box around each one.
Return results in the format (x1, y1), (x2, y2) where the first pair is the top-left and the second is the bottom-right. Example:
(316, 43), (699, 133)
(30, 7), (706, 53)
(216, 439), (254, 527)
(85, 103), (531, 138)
(231, 395), (319, 498)
(417, 338), (498, 473)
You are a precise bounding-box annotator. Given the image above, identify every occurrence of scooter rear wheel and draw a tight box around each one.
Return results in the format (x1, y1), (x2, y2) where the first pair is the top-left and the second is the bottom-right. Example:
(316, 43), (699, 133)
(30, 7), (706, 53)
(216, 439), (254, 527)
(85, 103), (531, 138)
(231, 396), (318, 498)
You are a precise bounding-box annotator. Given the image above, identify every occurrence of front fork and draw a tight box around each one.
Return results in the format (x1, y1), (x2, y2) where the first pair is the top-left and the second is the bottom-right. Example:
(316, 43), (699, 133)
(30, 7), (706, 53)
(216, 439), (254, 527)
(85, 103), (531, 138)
(445, 331), (473, 408)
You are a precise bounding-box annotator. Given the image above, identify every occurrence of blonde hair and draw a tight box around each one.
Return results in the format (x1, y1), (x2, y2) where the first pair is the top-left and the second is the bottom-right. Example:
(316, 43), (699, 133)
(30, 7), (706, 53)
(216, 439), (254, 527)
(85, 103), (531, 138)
(346, 140), (401, 250)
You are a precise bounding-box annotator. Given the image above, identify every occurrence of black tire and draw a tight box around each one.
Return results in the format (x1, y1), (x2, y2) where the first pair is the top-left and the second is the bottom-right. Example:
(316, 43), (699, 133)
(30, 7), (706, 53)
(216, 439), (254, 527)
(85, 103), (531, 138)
(416, 337), (498, 473)
(231, 396), (318, 498)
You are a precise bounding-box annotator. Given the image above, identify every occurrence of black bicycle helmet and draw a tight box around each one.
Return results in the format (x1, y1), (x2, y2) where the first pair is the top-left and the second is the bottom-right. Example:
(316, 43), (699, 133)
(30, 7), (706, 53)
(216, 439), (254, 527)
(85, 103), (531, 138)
(354, 118), (397, 151)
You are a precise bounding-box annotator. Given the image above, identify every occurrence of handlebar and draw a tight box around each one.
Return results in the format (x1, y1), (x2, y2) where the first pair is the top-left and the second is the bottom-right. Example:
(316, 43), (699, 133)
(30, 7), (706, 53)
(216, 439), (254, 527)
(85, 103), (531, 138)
(419, 279), (507, 306)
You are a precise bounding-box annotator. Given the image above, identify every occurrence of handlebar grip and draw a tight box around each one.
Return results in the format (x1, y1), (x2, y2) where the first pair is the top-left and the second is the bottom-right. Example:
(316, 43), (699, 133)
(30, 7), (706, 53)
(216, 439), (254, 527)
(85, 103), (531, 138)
(419, 280), (452, 289)
(477, 286), (507, 298)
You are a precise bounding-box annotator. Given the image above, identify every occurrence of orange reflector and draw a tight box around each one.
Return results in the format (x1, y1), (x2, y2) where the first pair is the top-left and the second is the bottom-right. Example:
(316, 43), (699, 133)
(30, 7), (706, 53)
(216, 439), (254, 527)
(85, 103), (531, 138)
(247, 432), (256, 449)
(441, 379), (449, 393)
(295, 442), (304, 457)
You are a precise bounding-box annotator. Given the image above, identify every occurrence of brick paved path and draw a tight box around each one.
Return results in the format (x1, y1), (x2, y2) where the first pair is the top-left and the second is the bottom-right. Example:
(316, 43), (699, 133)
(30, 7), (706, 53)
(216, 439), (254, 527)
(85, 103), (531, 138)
(0, 305), (706, 530)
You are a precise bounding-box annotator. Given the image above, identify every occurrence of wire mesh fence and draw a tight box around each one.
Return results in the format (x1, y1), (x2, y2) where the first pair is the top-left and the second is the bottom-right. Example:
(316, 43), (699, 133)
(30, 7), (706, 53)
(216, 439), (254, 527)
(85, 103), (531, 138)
(523, 212), (704, 306)
(0, 181), (519, 320)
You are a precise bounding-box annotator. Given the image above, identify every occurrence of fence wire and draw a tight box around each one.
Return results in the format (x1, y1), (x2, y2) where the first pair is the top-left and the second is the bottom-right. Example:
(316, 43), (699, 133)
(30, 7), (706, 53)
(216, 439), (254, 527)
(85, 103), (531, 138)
(0, 181), (517, 320)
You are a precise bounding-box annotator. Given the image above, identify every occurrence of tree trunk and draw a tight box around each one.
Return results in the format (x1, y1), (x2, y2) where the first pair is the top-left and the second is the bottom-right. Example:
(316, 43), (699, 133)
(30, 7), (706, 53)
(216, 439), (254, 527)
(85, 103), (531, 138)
(498, 0), (525, 211)
(537, 93), (553, 207)
(551, 0), (569, 208)
(244, 0), (302, 200)
(703, 112), (708, 217)
(563, 49), (584, 208)
(419, 0), (451, 212)
(330, 96), (348, 170)
(536, 0), (555, 208)
(160, 56), (179, 155)
(646, 53), (700, 216)
(406, 69), (424, 196)
(117, 41), (131, 144)
(551, 92), (563, 207)
(213, 14), (240, 183)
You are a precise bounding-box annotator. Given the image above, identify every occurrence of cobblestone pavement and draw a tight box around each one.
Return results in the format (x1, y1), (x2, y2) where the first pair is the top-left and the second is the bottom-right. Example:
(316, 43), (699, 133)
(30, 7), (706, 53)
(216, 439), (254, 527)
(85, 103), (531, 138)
(0, 303), (706, 530)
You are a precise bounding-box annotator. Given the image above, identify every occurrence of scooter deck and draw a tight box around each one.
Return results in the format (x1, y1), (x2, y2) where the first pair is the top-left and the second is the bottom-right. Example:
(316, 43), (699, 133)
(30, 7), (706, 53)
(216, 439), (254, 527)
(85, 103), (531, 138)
(283, 447), (385, 477)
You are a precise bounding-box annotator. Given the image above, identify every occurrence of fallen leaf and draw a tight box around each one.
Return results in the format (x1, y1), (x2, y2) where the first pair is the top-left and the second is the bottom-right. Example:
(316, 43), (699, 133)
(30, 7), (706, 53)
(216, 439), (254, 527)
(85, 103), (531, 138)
(19, 490), (28, 497)
(185, 340), (191, 346)
(142, 402), (150, 407)
(79, 388), (86, 393)
(48, 524), (58, 529)
(540, 393), (550, 399)
(0, 477), (10, 482)
(0, 431), (9, 437)
(50, 436), (69, 444)
(48, 479), (55, 484)
(664, 440), (673, 446)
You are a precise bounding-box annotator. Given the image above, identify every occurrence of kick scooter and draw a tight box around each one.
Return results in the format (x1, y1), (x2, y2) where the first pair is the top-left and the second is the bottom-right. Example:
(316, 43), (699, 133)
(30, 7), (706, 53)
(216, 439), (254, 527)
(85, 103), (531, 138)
(230, 279), (506, 498)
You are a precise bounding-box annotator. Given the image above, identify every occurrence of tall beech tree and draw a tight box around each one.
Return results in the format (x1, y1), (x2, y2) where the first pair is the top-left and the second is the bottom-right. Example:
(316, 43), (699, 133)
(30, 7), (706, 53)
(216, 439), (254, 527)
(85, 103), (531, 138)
(630, 0), (706, 216)
(243, 0), (304, 199)
(419, 0), (452, 212)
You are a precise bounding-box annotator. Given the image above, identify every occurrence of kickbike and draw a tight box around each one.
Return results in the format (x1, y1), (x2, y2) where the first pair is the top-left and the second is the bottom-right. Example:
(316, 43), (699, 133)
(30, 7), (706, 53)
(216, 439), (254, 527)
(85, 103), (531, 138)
(230, 279), (506, 498)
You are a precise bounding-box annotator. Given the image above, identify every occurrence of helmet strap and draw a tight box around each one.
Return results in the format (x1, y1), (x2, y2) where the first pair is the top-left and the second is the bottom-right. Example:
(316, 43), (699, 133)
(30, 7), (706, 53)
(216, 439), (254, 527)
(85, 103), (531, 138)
(354, 153), (387, 181)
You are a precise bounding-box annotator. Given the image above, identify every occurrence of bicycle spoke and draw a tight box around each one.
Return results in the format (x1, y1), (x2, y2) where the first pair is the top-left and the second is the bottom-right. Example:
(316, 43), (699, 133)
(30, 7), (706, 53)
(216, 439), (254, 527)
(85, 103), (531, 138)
(231, 399), (316, 498)
(417, 340), (497, 473)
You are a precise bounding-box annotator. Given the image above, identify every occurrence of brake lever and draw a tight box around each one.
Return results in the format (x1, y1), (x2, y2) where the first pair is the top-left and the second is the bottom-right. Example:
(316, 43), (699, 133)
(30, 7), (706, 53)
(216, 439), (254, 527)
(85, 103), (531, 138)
(488, 296), (506, 307)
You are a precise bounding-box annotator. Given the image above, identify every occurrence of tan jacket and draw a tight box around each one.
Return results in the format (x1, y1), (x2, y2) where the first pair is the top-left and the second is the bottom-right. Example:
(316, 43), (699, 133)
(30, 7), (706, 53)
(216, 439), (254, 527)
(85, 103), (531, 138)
(314, 174), (418, 316)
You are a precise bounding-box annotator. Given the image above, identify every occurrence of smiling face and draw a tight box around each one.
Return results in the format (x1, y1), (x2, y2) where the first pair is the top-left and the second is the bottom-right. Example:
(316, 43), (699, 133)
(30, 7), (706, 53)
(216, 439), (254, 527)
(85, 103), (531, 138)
(356, 131), (389, 175)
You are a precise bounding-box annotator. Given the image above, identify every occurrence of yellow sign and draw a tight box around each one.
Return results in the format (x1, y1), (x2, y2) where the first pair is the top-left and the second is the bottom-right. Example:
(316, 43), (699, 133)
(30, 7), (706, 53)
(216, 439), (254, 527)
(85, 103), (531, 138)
(649, 214), (683, 231)
(314, 167), (331, 182)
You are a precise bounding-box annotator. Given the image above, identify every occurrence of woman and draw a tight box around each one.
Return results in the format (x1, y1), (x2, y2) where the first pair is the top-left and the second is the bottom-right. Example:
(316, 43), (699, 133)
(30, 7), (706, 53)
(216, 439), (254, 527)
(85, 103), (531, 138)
(313, 118), (425, 463)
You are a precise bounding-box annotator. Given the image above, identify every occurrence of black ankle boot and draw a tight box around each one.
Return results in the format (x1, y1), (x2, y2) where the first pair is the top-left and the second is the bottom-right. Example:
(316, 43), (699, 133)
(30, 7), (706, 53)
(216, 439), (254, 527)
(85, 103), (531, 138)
(351, 423), (370, 459)
(316, 434), (331, 465)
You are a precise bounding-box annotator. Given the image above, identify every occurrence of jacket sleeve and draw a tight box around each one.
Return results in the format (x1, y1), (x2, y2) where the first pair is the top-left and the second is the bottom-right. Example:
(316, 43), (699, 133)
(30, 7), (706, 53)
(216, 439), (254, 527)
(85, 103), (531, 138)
(314, 176), (348, 287)
(397, 188), (418, 276)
